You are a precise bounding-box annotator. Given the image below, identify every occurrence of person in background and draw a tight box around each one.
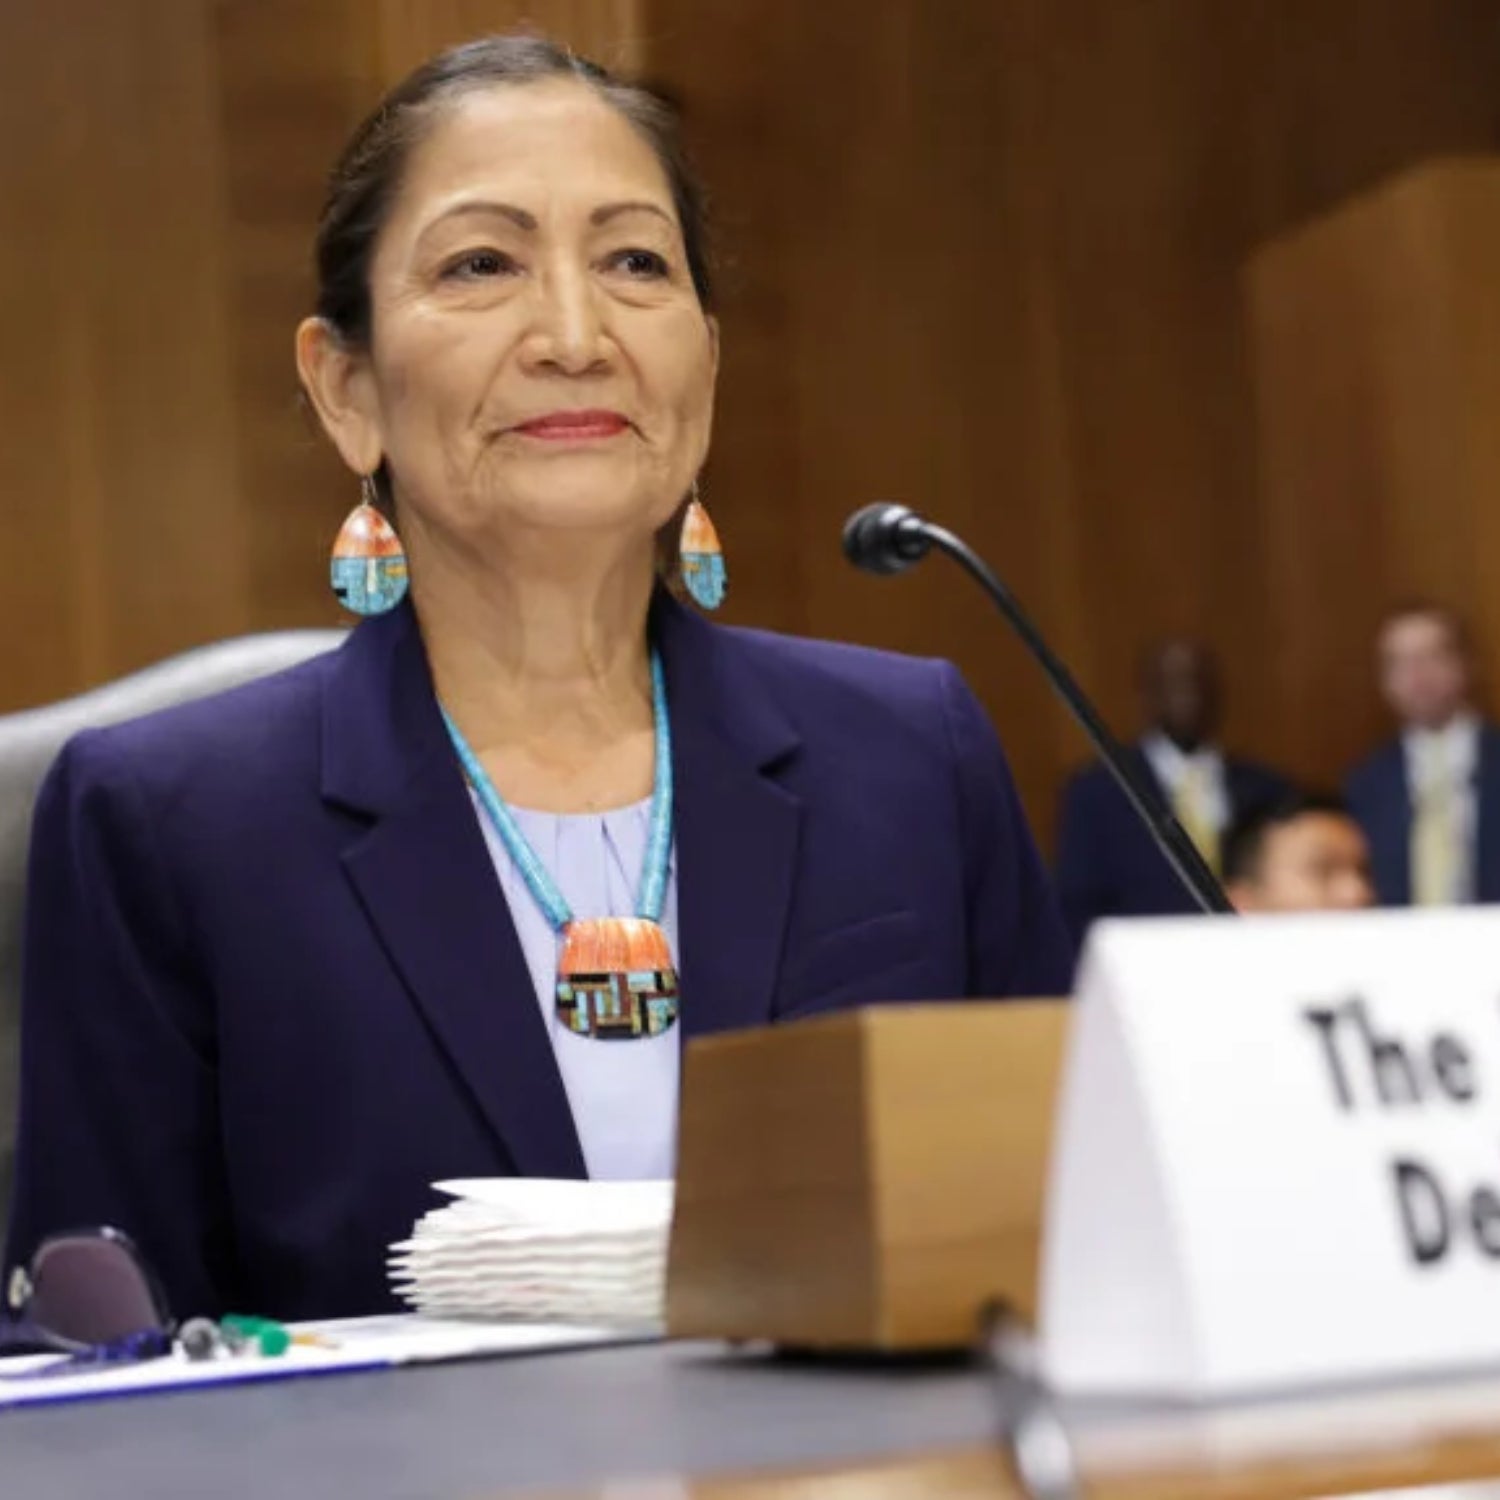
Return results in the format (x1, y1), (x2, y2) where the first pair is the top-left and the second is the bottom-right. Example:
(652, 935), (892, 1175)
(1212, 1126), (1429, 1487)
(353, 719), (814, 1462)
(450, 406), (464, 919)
(1346, 603), (1500, 906)
(1054, 638), (1291, 950)
(1221, 793), (1375, 914)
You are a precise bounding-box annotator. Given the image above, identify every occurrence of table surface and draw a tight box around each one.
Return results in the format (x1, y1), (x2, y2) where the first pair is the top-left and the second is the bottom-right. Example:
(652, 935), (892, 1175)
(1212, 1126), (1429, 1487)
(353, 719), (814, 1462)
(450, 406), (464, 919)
(11, 1337), (1500, 1500)
(0, 1340), (999, 1500)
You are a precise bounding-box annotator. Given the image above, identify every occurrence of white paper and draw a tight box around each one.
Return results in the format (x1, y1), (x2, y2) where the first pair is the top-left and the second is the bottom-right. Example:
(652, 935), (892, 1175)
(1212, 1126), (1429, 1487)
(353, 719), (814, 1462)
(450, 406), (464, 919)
(391, 1179), (674, 1326)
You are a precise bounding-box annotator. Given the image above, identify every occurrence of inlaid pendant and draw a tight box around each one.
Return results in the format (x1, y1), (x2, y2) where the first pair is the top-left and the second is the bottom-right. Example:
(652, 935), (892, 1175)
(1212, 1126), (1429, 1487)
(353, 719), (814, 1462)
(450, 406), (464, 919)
(330, 503), (409, 616)
(556, 917), (680, 1040)
(678, 499), (727, 611)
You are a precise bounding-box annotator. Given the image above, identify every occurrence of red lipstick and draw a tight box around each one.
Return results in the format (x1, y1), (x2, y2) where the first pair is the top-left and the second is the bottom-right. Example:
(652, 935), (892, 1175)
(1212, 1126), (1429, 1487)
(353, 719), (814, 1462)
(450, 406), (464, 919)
(513, 410), (629, 441)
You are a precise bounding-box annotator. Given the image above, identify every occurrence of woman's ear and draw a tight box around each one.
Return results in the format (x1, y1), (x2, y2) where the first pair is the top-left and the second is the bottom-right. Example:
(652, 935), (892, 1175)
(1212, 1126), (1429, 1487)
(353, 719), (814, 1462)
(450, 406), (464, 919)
(295, 318), (384, 476)
(705, 312), (721, 384)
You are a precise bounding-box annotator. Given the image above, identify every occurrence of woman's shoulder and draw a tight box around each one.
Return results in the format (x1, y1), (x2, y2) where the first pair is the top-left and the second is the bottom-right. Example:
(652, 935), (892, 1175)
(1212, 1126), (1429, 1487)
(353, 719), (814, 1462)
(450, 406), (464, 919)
(46, 647), (337, 808)
(709, 621), (957, 709)
(690, 619), (988, 775)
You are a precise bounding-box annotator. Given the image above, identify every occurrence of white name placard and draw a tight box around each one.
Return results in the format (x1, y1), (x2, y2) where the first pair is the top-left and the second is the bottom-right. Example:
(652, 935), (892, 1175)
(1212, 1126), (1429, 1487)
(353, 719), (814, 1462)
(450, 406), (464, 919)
(1040, 907), (1500, 1400)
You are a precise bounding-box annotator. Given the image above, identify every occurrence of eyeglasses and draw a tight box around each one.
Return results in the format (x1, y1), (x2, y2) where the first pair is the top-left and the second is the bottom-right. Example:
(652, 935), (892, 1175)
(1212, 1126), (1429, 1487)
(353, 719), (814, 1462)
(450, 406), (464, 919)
(1, 1227), (174, 1364)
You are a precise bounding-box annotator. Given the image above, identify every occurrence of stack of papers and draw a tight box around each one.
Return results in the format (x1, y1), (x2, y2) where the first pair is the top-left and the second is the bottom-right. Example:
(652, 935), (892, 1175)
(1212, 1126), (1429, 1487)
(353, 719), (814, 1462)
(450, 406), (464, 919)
(388, 1179), (673, 1328)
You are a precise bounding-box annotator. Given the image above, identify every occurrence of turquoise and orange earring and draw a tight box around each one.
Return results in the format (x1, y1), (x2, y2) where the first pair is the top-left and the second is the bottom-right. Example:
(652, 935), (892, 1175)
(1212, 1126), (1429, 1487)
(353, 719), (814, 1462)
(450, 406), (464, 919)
(678, 483), (727, 611)
(330, 474), (409, 616)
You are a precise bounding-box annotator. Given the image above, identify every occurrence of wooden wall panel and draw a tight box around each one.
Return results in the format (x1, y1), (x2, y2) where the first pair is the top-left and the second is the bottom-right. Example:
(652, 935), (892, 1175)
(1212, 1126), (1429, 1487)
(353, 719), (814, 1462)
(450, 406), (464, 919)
(647, 0), (1500, 840)
(213, 0), (357, 636)
(0, 0), (249, 703)
(0, 1), (96, 710)
(1247, 161), (1500, 783)
(372, 0), (644, 78)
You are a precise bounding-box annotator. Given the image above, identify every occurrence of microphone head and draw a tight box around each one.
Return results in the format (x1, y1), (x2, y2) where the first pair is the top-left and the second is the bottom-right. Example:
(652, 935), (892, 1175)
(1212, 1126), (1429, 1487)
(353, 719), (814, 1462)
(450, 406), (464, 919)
(841, 503), (932, 576)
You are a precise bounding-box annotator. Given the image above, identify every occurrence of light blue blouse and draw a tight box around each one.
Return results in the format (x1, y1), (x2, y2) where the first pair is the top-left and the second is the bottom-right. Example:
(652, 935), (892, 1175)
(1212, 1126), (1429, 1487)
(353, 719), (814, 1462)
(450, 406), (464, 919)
(467, 792), (680, 1181)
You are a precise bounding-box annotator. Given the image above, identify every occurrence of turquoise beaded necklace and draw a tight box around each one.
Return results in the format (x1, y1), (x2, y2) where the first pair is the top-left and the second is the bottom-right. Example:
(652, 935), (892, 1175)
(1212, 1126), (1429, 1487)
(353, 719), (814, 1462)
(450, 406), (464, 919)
(441, 651), (680, 1041)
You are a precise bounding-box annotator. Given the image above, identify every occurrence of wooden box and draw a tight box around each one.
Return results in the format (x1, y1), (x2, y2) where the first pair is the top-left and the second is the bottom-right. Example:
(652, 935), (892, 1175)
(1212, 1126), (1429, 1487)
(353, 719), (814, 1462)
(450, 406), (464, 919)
(665, 1000), (1067, 1351)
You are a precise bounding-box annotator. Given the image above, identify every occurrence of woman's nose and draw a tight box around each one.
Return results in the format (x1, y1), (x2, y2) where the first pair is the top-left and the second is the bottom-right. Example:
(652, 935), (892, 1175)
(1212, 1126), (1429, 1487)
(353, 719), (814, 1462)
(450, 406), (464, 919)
(519, 265), (611, 374)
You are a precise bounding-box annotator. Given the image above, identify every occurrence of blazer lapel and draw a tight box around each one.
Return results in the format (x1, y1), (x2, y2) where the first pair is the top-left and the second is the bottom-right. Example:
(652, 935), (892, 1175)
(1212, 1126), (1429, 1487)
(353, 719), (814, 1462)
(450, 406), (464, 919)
(654, 596), (803, 1040)
(320, 605), (586, 1180)
(1223, 760), (1255, 820)
(1128, 744), (1167, 805)
(1380, 742), (1414, 905)
(1474, 724), (1500, 901)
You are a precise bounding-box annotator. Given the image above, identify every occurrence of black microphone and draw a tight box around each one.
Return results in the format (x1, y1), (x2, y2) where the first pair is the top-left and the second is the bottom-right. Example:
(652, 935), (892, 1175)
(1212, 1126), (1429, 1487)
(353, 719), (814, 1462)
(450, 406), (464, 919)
(842, 503), (1234, 917)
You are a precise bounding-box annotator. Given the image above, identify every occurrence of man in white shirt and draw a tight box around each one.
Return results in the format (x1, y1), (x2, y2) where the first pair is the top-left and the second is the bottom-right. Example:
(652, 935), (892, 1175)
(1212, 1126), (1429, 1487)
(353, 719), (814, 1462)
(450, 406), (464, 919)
(1055, 638), (1290, 949)
(1345, 604), (1500, 906)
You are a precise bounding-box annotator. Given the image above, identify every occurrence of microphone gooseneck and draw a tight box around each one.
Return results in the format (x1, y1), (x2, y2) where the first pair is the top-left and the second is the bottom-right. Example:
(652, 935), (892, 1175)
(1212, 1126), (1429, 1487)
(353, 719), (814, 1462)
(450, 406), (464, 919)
(843, 503), (1234, 918)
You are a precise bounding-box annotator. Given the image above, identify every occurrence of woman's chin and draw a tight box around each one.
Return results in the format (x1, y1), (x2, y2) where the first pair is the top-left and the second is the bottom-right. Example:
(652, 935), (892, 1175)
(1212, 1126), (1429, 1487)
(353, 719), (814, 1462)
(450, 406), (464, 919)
(469, 489), (665, 541)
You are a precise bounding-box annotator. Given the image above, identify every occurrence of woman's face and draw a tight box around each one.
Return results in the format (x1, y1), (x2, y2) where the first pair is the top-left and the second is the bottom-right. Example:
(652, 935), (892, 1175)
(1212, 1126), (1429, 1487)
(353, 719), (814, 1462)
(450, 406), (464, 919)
(340, 81), (717, 551)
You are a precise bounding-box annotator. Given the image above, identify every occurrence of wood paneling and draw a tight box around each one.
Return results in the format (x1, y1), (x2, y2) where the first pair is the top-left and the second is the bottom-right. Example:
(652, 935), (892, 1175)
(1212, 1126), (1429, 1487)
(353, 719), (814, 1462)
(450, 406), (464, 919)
(0, 0), (249, 705)
(647, 0), (1500, 841)
(4, 0), (1500, 847)
(371, 0), (644, 78)
(1247, 160), (1500, 784)
(213, 0), (366, 636)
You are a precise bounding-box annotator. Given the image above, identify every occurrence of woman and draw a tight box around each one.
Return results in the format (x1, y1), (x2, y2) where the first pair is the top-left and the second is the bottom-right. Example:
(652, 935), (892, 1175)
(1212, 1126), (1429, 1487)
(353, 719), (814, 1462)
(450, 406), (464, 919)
(5, 36), (1071, 1322)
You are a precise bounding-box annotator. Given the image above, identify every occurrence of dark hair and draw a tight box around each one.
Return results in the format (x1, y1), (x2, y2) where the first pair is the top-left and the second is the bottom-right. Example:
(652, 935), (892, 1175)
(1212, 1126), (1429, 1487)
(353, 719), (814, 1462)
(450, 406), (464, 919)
(314, 33), (714, 352)
(1377, 600), (1472, 656)
(1222, 791), (1355, 885)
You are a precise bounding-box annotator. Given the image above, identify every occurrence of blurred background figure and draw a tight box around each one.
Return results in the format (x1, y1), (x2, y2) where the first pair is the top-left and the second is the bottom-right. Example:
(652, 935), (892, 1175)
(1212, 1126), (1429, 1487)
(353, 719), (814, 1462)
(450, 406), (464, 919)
(1346, 604), (1500, 907)
(1222, 793), (1375, 914)
(1054, 639), (1290, 948)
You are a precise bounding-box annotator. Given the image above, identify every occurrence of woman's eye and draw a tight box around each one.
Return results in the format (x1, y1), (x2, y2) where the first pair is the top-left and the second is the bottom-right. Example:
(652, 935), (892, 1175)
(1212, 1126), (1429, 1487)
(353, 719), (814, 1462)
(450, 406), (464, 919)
(608, 248), (670, 280)
(444, 250), (513, 280)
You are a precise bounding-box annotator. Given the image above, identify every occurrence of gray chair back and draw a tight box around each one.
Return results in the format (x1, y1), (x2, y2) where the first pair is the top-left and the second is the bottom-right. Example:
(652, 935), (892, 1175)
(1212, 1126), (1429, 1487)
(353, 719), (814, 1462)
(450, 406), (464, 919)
(0, 630), (344, 1246)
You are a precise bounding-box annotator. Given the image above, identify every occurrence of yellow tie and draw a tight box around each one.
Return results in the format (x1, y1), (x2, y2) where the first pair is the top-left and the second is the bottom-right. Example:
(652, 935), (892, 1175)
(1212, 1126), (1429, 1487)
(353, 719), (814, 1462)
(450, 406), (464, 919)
(1411, 747), (1461, 906)
(1172, 762), (1221, 877)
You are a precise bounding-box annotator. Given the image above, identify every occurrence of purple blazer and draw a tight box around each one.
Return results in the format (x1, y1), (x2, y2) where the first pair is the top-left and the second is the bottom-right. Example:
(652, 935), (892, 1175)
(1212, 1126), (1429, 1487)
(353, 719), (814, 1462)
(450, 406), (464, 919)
(5, 596), (1071, 1322)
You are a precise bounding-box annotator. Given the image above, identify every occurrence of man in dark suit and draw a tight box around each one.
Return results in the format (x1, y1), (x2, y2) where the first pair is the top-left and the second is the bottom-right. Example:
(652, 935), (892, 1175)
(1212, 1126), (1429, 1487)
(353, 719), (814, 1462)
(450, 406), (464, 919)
(1054, 639), (1290, 952)
(1345, 603), (1500, 906)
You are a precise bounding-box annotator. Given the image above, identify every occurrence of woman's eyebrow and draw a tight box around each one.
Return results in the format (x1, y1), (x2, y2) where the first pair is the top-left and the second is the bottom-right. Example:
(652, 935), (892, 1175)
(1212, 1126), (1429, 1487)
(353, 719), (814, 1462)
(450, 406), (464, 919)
(415, 198), (673, 244)
(420, 199), (539, 237)
(590, 200), (674, 228)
